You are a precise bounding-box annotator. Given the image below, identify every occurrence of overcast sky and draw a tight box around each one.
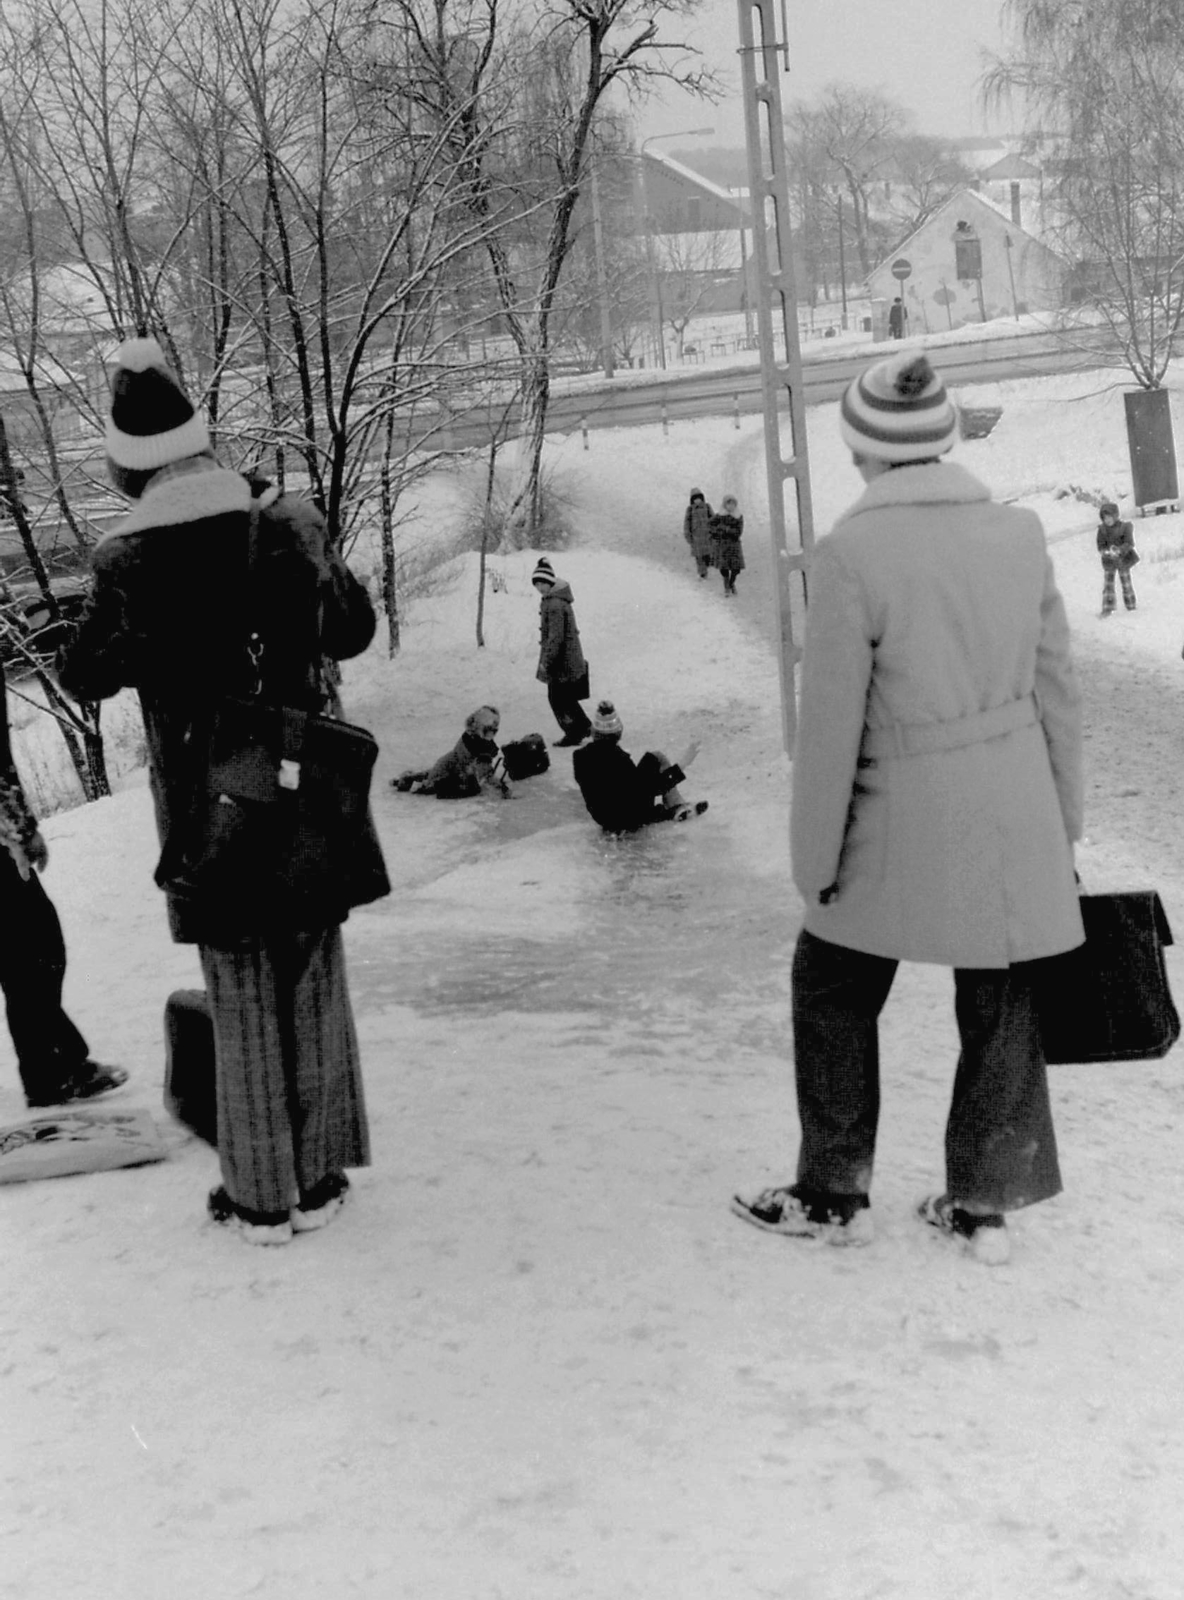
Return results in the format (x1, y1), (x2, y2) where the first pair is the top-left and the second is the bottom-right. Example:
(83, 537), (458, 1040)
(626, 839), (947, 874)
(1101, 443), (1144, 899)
(631, 0), (1013, 150)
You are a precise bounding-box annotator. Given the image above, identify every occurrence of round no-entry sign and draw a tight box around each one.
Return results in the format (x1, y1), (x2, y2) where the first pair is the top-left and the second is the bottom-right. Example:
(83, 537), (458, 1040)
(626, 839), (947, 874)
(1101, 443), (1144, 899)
(891, 259), (912, 280)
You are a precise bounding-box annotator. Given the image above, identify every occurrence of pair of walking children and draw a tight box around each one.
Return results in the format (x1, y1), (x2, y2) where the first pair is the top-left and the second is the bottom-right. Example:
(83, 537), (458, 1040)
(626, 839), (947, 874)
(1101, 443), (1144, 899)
(683, 490), (745, 596)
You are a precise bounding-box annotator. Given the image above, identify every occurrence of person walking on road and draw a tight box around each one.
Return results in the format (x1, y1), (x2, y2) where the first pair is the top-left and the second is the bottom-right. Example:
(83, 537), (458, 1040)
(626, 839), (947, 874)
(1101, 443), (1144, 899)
(731, 351), (1085, 1266)
(532, 557), (592, 747)
(1096, 500), (1138, 616)
(682, 488), (714, 579)
(710, 497), (745, 597)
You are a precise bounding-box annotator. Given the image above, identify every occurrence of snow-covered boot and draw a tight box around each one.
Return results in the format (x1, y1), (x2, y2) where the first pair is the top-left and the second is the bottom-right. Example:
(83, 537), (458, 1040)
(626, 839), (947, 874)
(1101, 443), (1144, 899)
(731, 1183), (873, 1246)
(207, 1185), (293, 1246)
(918, 1193), (1009, 1265)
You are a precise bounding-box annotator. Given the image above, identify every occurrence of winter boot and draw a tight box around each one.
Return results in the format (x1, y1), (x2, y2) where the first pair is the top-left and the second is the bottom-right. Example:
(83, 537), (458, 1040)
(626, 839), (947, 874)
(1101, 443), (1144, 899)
(291, 1172), (351, 1234)
(918, 1193), (1010, 1265)
(731, 1182), (873, 1246)
(207, 1185), (293, 1246)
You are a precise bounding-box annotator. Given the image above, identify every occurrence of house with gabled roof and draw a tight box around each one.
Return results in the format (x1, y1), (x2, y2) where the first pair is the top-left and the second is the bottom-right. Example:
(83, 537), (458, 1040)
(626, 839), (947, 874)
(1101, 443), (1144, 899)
(866, 187), (1065, 333)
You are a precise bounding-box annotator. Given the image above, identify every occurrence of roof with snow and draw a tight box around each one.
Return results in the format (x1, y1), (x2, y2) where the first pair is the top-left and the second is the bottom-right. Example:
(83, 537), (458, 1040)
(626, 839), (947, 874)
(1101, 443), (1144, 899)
(980, 152), (1042, 181)
(643, 149), (750, 213)
(872, 186), (1062, 276)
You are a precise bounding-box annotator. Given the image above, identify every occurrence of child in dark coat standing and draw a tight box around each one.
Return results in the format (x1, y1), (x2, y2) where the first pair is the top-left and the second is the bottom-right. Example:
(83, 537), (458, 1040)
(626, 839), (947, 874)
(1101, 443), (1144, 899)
(683, 489), (714, 579)
(532, 557), (592, 747)
(1097, 501), (1138, 615)
(711, 496), (745, 597)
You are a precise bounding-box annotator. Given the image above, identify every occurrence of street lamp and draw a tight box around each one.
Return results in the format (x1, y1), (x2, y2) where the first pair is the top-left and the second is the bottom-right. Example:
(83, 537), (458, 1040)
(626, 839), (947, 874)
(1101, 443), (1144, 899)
(639, 127), (715, 371)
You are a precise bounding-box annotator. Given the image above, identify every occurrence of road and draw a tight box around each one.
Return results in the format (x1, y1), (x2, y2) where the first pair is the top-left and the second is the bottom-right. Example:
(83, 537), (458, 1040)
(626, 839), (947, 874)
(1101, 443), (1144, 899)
(441, 324), (1114, 448)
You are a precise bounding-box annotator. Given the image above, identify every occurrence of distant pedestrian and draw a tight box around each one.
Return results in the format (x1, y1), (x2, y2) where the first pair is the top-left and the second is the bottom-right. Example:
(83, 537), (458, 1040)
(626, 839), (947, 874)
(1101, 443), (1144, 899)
(710, 496), (745, 597)
(682, 488), (714, 579)
(532, 556), (591, 747)
(59, 337), (378, 1246)
(888, 297), (907, 339)
(0, 661), (127, 1110)
(392, 706), (513, 798)
(1096, 501), (1138, 616)
(572, 699), (707, 833)
(731, 351), (1084, 1266)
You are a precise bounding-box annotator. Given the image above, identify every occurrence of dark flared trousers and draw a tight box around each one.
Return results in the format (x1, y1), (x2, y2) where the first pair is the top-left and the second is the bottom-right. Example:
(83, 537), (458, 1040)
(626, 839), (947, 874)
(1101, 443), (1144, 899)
(200, 926), (370, 1215)
(791, 929), (1062, 1213)
(0, 855), (89, 1103)
(546, 681), (591, 742)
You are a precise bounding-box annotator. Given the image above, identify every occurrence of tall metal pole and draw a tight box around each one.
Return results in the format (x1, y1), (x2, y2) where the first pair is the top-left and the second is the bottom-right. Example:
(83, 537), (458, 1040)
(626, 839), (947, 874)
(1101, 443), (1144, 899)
(736, 0), (816, 753)
(837, 191), (848, 328)
(589, 163), (616, 378)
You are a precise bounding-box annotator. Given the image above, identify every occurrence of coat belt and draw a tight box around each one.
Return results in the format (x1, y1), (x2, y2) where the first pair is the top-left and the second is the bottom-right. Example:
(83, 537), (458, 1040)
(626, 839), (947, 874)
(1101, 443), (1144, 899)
(861, 693), (1038, 761)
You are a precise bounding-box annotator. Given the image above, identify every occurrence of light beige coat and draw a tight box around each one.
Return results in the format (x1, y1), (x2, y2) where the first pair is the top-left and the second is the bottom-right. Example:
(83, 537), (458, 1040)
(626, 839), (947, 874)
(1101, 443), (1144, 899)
(792, 461), (1084, 968)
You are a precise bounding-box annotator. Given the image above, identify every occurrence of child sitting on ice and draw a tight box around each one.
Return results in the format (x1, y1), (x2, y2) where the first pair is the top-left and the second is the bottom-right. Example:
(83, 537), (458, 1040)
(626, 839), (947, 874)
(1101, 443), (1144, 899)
(572, 699), (707, 833)
(392, 706), (513, 798)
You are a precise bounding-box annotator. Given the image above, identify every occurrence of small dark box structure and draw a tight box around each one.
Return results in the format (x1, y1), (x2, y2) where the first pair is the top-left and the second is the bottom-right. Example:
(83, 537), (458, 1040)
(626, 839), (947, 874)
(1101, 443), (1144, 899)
(163, 988), (217, 1146)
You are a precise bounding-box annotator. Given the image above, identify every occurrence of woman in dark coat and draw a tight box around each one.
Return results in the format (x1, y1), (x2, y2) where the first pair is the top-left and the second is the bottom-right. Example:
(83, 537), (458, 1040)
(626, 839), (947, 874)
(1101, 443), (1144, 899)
(682, 488), (714, 579)
(710, 496), (746, 597)
(58, 338), (378, 1245)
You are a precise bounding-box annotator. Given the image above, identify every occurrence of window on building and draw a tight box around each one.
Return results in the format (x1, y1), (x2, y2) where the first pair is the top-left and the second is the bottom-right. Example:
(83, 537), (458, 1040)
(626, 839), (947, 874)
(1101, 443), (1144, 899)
(954, 222), (982, 281)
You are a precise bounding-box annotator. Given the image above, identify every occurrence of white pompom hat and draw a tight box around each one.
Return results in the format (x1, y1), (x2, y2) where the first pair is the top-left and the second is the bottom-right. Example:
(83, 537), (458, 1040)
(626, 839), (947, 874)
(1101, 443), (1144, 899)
(105, 337), (210, 471)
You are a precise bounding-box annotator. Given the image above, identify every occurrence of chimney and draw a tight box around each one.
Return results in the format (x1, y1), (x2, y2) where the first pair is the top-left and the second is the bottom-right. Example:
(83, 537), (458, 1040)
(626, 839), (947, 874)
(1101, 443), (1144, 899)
(1010, 181), (1021, 226)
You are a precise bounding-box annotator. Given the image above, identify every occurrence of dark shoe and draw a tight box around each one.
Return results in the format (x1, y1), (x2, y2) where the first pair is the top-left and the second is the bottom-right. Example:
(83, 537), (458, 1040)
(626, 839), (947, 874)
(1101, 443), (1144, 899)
(674, 801), (709, 822)
(291, 1172), (351, 1234)
(918, 1193), (1010, 1265)
(207, 1185), (293, 1246)
(731, 1182), (873, 1245)
(26, 1061), (129, 1110)
(552, 733), (588, 748)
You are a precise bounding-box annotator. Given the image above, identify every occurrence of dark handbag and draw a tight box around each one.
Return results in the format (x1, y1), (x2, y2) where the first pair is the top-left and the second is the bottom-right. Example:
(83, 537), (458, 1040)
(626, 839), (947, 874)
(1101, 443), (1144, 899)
(162, 989), (216, 1146)
(1037, 891), (1180, 1063)
(501, 733), (550, 781)
(157, 506), (390, 926)
(572, 664), (591, 702)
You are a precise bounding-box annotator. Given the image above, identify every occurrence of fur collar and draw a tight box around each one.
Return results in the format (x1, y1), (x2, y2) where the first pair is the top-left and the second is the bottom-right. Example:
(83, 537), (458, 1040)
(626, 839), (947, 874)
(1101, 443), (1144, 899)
(836, 461), (992, 527)
(99, 464), (251, 544)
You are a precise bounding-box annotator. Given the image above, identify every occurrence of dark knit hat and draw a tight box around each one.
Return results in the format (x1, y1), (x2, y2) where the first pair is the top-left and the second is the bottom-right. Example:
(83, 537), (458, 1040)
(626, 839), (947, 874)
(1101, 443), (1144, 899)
(531, 556), (556, 588)
(105, 337), (210, 471)
(839, 353), (957, 465)
(592, 699), (623, 737)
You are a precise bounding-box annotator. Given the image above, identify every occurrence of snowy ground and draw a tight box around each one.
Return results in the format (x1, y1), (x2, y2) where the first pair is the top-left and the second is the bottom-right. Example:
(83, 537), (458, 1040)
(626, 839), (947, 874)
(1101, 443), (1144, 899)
(5, 361), (1184, 1600)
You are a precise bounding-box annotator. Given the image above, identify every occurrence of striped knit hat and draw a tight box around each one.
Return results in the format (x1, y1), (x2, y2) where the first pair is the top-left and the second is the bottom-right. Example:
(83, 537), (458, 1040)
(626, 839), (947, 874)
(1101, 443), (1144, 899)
(592, 699), (623, 737)
(531, 556), (556, 588)
(106, 337), (210, 472)
(839, 353), (957, 465)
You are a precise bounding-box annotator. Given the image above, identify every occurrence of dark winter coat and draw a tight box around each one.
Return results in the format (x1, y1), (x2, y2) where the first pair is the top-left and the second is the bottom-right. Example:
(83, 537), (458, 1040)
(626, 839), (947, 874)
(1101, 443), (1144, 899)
(1096, 517), (1138, 572)
(536, 580), (586, 684)
(572, 736), (685, 833)
(683, 498), (714, 562)
(57, 460), (376, 945)
(710, 511), (745, 574)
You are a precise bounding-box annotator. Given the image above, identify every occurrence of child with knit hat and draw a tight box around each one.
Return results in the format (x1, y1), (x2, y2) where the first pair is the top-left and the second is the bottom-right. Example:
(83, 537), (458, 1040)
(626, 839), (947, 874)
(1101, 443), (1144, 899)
(1095, 501), (1138, 616)
(531, 555), (592, 746)
(733, 349), (1083, 1266)
(572, 699), (707, 833)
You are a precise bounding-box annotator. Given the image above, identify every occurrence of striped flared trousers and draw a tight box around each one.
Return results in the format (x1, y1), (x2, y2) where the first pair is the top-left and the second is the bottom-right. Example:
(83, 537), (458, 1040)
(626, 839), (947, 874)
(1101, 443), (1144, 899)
(199, 926), (370, 1215)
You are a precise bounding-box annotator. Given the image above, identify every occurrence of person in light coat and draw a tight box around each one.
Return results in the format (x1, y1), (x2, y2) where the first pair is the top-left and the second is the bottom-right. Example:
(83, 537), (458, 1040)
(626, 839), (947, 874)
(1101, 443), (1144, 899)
(732, 351), (1084, 1265)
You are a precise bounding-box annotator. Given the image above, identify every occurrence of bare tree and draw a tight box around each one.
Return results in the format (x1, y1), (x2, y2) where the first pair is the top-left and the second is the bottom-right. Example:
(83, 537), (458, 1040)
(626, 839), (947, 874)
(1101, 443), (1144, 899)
(385, 0), (714, 543)
(988, 0), (1184, 386)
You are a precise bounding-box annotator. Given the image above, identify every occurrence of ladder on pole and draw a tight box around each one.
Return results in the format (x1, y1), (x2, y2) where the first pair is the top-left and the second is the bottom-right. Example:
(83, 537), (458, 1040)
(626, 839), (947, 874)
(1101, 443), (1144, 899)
(736, 0), (815, 753)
